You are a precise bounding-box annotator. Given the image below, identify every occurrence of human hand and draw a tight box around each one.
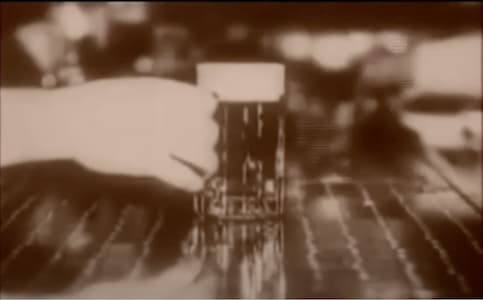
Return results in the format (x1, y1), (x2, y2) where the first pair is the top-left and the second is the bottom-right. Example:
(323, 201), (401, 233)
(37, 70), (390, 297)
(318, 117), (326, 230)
(1, 78), (219, 192)
(61, 78), (219, 192)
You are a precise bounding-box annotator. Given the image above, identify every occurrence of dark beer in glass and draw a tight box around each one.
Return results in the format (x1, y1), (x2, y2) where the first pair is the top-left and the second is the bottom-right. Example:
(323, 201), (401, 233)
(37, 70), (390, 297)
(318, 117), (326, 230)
(195, 63), (285, 220)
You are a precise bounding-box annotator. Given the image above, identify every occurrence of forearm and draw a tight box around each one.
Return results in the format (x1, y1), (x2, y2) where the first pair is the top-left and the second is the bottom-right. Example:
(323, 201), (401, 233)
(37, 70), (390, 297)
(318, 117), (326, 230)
(0, 88), (74, 166)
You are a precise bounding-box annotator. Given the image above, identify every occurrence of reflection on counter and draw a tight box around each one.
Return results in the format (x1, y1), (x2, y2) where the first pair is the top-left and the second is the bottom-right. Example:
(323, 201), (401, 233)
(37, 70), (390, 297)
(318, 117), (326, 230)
(183, 220), (286, 299)
(0, 158), (481, 298)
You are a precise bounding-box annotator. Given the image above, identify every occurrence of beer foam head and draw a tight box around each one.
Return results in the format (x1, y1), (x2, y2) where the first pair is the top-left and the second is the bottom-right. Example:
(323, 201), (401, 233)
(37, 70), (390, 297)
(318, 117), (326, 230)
(196, 63), (285, 102)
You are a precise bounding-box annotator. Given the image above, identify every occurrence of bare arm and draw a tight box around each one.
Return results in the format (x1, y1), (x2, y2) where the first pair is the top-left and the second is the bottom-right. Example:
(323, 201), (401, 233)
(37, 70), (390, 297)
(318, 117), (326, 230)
(0, 88), (74, 166)
(1, 78), (218, 192)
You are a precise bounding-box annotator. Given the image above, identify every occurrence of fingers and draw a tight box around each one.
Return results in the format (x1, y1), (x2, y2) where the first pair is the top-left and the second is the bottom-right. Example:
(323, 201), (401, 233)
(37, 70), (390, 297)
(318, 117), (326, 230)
(53, 78), (220, 192)
(150, 80), (219, 179)
(149, 79), (218, 117)
(166, 118), (219, 178)
(154, 156), (205, 192)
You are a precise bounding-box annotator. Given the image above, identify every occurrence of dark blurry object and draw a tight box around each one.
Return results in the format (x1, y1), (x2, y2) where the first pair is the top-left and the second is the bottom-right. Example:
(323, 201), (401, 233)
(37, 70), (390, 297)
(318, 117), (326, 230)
(78, 22), (153, 79)
(0, 160), (194, 295)
(106, 2), (149, 25)
(0, 3), (90, 87)
(76, 2), (154, 80)
(351, 101), (424, 177)
(1, 2), (154, 86)
(349, 48), (424, 177)
(204, 23), (273, 62)
(405, 93), (481, 113)
(0, 2), (50, 37)
(357, 47), (412, 100)
(150, 25), (199, 82)
(0, 32), (45, 86)
(1, 3), (59, 87)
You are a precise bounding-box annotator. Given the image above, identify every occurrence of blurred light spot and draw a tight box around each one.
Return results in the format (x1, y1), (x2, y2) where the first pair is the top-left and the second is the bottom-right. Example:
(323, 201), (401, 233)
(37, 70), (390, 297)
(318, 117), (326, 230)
(67, 226), (92, 251)
(65, 51), (79, 65)
(41, 73), (57, 88)
(261, 34), (274, 52)
(459, 1), (480, 5)
(108, 2), (148, 24)
(334, 102), (355, 129)
(378, 31), (409, 54)
(412, 33), (482, 98)
(361, 53), (411, 87)
(276, 31), (313, 61)
(51, 3), (90, 41)
(134, 56), (154, 74)
(312, 33), (354, 71)
(314, 196), (342, 220)
(57, 66), (85, 86)
(348, 31), (375, 58)
(68, 67), (85, 85)
(217, 244), (230, 272)
(361, 98), (378, 114)
(227, 23), (249, 41)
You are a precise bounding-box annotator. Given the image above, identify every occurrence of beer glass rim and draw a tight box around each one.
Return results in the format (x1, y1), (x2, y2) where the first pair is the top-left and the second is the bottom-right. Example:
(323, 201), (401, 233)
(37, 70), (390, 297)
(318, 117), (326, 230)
(196, 62), (284, 67)
(196, 62), (285, 102)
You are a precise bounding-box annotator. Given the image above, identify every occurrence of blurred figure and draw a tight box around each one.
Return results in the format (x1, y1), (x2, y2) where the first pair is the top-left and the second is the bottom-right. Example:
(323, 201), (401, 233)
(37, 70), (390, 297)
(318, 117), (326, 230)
(150, 25), (201, 82)
(346, 36), (481, 200)
(77, 2), (154, 80)
(204, 22), (270, 62)
(1, 2), (90, 87)
(1, 2), (154, 87)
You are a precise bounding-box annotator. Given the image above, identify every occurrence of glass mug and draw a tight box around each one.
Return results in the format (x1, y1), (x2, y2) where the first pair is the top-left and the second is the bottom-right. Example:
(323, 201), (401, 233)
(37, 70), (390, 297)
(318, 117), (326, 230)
(194, 63), (286, 220)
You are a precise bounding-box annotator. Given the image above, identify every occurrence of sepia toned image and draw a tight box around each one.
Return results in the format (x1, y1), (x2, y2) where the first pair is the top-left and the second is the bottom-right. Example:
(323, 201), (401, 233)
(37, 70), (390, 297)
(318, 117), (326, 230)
(0, 2), (481, 299)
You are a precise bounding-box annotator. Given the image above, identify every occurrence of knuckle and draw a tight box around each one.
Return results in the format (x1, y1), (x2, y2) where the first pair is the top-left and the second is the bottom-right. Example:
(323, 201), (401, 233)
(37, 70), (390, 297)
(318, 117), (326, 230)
(200, 91), (218, 116)
(204, 151), (219, 177)
(190, 119), (219, 148)
(206, 119), (220, 146)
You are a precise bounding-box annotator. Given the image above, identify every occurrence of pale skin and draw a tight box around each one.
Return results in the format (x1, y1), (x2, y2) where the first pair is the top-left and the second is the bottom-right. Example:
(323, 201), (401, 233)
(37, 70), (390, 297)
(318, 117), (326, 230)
(1, 77), (219, 192)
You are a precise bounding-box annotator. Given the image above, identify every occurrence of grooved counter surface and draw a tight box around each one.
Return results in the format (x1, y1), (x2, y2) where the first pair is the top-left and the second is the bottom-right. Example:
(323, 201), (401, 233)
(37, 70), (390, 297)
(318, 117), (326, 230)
(1, 158), (481, 298)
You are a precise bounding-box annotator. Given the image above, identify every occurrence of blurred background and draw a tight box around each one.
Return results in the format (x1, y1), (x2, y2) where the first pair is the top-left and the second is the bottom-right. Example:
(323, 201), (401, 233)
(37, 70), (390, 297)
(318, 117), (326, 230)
(1, 2), (482, 298)
(2, 1), (480, 178)
(2, 2), (481, 88)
